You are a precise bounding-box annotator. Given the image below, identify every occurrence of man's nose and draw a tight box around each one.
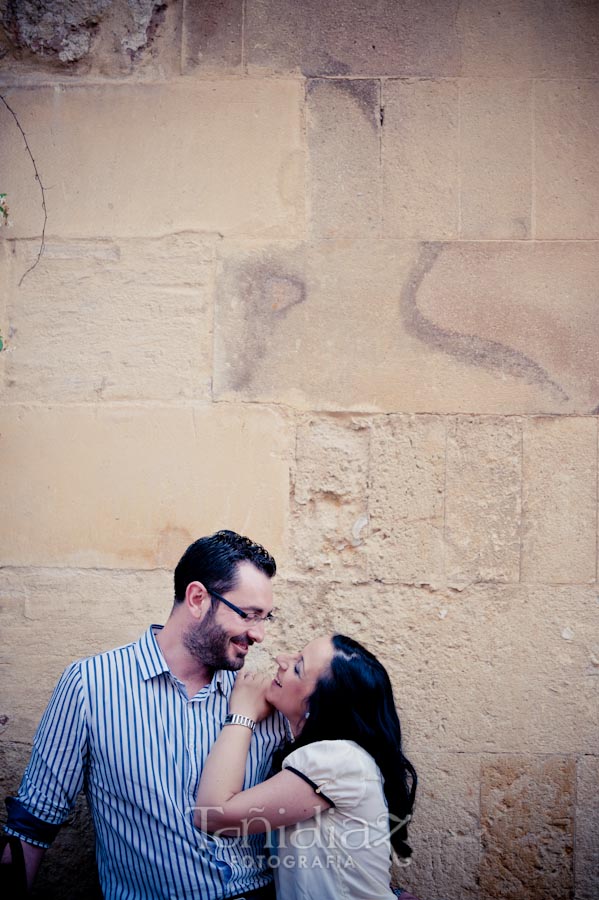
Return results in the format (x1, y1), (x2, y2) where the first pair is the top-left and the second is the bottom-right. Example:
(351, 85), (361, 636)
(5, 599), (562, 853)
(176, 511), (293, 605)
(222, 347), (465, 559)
(246, 620), (266, 643)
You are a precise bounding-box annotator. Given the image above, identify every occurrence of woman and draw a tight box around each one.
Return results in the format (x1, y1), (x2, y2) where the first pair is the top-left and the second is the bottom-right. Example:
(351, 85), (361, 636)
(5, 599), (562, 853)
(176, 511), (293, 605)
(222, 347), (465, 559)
(195, 634), (417, 900)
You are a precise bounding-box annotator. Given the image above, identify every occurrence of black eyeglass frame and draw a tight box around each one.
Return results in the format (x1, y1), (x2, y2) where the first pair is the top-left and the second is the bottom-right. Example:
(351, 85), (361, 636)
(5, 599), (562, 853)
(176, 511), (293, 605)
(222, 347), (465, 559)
(208, 590), (276, 625)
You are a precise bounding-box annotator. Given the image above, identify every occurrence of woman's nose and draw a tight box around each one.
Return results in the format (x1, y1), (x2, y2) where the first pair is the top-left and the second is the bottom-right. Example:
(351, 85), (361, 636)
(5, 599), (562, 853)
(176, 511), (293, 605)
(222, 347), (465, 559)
(275, 654), (289, 669)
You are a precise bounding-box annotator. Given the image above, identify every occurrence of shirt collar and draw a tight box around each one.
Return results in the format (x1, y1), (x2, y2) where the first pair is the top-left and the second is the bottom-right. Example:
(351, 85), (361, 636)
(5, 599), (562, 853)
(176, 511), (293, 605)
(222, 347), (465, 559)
(135, 625), (169, 681)
(135, 625), (231, 695)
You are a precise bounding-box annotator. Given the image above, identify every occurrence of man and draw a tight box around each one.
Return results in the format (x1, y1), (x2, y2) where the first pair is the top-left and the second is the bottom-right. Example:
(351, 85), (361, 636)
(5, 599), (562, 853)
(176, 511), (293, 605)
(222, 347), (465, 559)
(1, 530), (287, 899)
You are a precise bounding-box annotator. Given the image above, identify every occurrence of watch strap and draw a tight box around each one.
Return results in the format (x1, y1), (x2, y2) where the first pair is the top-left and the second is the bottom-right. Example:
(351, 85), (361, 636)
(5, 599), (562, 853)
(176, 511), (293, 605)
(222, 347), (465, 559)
(224, 713), (256, 732)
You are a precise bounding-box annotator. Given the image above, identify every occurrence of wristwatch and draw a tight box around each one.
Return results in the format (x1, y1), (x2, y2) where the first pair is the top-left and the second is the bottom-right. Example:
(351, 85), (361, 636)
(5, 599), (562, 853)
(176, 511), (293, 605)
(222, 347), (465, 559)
(223, 713), (256, 732)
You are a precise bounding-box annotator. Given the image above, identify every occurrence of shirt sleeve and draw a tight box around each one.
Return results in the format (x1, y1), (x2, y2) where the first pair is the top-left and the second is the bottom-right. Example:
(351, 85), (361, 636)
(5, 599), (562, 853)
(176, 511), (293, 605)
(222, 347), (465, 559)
(4, 661), (88, 848)
(282, 740), (369, 809)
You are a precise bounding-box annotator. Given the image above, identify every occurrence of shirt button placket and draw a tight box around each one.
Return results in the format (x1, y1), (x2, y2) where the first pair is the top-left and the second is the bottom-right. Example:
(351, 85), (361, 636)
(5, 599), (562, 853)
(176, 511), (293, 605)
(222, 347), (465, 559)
(186, 697), (199, 812)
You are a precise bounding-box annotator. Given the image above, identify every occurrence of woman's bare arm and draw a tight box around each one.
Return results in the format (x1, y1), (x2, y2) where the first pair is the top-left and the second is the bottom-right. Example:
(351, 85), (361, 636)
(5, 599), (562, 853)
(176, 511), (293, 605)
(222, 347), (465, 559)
(194, 673), (329, 835)
(1, 839), (46, 891)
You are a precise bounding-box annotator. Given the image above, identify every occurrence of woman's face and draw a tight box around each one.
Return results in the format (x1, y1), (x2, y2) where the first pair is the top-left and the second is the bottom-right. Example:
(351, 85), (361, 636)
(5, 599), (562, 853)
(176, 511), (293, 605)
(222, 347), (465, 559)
(265, 636), (334, 728)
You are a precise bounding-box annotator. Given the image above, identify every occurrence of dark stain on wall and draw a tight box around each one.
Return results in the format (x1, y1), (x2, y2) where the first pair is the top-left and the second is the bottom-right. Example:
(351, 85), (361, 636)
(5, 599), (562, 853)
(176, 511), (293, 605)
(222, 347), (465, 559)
(307, 77), (380, 130)
(219, 255), (307, 393)
(401, 243), (570, 402)
(302, 52), (351, 78)
(183, 0), (242, 70)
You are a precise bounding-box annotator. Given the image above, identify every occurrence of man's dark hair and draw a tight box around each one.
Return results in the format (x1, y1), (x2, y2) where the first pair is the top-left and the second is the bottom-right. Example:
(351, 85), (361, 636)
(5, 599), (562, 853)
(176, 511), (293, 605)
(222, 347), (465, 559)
(173, 529), (276, 603)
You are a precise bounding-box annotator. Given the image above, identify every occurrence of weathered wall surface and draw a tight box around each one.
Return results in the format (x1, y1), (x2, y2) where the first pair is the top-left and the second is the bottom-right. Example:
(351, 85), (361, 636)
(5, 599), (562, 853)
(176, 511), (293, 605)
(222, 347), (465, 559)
(0, 2), (598, 898)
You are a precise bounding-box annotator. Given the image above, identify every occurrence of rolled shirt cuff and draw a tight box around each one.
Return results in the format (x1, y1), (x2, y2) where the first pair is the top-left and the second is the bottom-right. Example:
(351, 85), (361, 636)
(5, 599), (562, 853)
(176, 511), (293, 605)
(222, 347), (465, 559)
(4, 797), (62, 848)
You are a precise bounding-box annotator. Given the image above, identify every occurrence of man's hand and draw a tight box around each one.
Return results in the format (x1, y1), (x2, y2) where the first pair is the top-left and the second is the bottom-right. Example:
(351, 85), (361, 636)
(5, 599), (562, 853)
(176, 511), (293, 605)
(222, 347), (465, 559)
(229, 672), (274, 722)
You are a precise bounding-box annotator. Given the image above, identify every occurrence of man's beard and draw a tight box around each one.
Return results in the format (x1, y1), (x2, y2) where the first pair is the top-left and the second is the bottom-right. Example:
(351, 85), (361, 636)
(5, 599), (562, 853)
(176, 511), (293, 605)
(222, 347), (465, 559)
(183, 616), (249, 671)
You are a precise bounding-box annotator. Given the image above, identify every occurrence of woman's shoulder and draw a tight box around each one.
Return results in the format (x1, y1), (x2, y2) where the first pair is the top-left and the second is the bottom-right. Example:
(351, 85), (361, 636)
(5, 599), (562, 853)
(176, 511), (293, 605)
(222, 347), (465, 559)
(282, 740), (375, 808)
(284, 739), (378, 776)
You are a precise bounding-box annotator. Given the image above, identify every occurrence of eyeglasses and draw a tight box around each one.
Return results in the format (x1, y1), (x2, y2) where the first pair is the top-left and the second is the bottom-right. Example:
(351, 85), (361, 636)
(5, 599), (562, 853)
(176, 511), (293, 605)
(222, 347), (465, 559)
(209, 590), (276, 625)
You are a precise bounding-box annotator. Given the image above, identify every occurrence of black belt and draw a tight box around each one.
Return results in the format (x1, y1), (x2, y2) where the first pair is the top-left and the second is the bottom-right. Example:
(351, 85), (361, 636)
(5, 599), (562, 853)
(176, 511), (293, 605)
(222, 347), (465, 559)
(226, 884), (276, 900)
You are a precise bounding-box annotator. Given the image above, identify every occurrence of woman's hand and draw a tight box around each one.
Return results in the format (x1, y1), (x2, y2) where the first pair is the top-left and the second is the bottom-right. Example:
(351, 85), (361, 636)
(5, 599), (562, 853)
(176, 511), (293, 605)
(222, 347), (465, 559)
(229, 671), (274, 722)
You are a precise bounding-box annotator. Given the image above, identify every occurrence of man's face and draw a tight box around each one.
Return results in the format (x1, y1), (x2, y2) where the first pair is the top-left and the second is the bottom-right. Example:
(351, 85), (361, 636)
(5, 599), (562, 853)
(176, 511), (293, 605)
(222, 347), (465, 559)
(183, 561), (274, 671)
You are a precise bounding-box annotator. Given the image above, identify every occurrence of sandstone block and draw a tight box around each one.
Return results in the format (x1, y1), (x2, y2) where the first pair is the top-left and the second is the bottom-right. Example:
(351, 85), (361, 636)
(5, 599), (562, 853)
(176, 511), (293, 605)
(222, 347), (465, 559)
(460, 79), (532, 239)
(445, 417), (521, 587)
(214, 240), (599, 413)
(0, 405), (290, 569)
(575, 755), (599, 900)
(480, 756), (575, 900)
(307, 79), (381, 238)
(0, 82), (304, 239)
(3, 236), (214, 402)
(182, 0), (242, 73)
(290, 498), (369, 582)
(294, 417), (370, 505)
(382, 79), (459, 239)
(535, 80), (599, 239)
(396, 834), (480, 900)
(488, 585), (599, 683)
(459, 0), (599, 77)
(412, 242), (599, 414)
(317, 584), (493, 753)
(479, 585), (599, 754)
(266, 579), (334, 655)
(406, 751), (480, 838)
(521, 418), (597, 583)
(288, 417), (369, 580)
(246, 0), (461, 76)
(214, 240), (311, 404)
(324, 584), (598, 754)
(368, 416), (445, 585)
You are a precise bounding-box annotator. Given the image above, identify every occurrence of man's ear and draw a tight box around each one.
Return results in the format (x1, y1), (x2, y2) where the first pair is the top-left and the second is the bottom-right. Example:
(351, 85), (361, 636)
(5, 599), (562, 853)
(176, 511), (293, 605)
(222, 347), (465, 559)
(185, 581), (212, 619)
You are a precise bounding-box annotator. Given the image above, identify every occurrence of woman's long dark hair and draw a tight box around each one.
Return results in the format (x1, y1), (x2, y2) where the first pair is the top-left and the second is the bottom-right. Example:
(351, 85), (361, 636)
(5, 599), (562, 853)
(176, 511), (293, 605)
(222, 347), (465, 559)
(280, 634), (417, 859)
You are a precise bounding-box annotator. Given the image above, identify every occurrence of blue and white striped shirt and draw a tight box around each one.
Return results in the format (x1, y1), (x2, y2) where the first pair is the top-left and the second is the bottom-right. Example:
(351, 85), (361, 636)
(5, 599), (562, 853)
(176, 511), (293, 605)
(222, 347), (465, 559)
(6, 626), (288, 900)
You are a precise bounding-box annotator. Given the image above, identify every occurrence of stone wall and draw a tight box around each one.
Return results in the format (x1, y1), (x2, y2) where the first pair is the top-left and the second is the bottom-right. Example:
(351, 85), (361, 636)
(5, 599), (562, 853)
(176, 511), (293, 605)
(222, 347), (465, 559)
(1, 2), (598, 898)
